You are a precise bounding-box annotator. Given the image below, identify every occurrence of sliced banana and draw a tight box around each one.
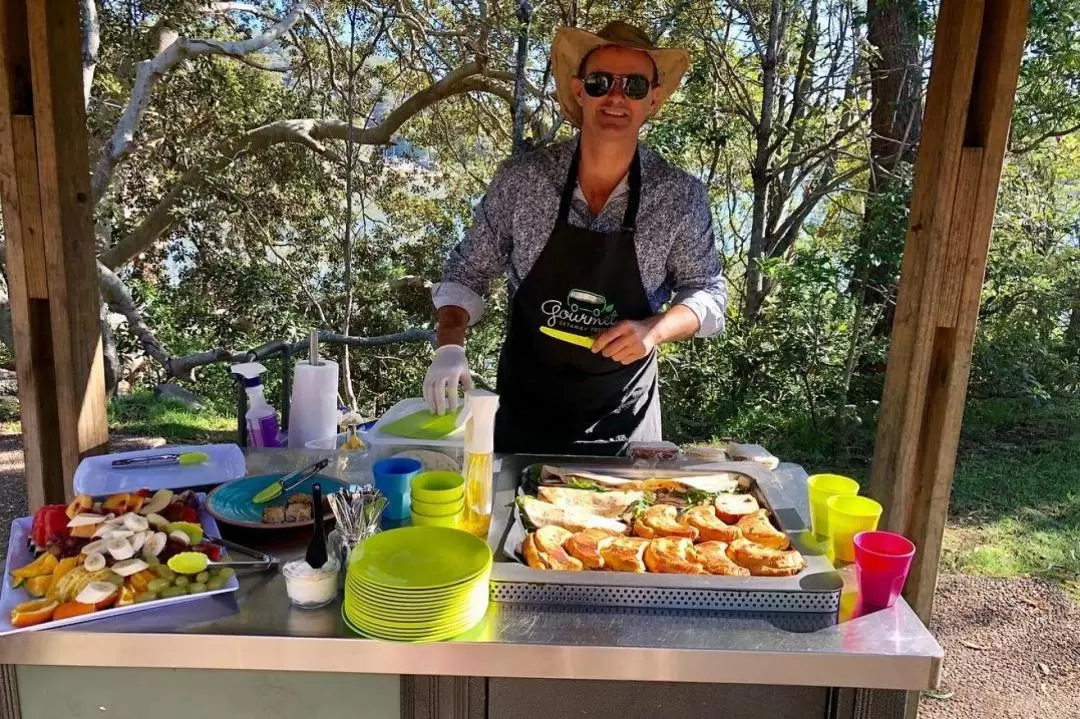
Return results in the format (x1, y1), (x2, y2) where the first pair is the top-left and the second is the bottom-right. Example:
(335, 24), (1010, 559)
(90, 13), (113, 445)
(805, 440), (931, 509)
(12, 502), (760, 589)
(142, 532), (167, 558)
(122, 514), (149, 532)
(130, 530), (149, 553)
(92, 524), (113, 539)
(81, 539), (110, 556)
(111, 558), (149, 577)
(66, 513), (107, 528)
(106, 537), (135, 560)
(75, 581), (117, 605)
(168, 530), (191, 546)
(83, 552), (106, 572)
(103, 529), (134, 540)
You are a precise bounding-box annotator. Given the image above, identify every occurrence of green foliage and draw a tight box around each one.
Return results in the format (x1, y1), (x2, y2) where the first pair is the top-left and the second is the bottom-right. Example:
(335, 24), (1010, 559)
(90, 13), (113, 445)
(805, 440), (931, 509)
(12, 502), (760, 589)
(108, 392), (235, 442)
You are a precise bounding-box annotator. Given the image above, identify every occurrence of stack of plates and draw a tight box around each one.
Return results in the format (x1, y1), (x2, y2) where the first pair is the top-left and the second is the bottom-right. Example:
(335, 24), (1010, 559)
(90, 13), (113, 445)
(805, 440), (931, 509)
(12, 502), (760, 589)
(344, 526), (492, 642)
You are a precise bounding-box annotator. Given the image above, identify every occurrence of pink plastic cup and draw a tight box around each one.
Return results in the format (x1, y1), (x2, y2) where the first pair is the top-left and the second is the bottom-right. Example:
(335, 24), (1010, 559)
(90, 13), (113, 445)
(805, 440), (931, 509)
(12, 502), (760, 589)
(853, 531), (916, 610)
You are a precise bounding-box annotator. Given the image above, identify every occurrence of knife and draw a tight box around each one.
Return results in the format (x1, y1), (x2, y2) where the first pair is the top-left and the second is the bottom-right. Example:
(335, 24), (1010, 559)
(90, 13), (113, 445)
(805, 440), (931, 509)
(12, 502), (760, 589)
(539, 326), (595, 349)
(251, 458), (330, 504)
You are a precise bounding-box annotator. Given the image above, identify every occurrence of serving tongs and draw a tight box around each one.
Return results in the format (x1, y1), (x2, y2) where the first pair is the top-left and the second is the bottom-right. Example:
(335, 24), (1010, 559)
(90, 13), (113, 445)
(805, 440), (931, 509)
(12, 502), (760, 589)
(177, 534), (280, 573)
(251, 458), (330, 504)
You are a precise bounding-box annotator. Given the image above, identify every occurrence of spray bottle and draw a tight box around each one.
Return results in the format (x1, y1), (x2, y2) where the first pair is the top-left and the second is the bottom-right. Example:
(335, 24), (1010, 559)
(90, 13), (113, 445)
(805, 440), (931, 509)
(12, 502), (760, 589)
(461, 389), (499, 539)
(231, 362), (282, 448)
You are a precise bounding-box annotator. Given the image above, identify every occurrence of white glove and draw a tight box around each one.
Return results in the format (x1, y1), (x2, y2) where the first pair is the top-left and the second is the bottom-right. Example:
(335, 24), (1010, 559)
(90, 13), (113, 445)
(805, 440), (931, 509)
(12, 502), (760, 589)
(423, 344), (474, 415)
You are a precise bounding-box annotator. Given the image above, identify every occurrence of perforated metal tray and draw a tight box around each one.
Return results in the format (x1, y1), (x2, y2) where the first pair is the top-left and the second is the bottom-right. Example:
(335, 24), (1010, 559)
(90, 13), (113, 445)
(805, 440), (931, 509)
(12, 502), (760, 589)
(488, 455), (842, 615)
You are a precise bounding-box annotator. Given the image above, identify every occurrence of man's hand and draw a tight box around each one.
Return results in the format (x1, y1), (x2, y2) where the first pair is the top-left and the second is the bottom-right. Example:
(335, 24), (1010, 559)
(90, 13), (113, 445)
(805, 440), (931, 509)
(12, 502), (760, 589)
(592, 306), (703, 364)
(592, 318), (661, 365)
(423, 344), (473, 414)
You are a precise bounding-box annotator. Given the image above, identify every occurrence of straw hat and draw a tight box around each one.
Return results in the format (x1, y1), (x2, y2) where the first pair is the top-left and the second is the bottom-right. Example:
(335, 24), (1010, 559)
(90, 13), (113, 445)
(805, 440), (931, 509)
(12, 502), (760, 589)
(551, 21), (691, 128)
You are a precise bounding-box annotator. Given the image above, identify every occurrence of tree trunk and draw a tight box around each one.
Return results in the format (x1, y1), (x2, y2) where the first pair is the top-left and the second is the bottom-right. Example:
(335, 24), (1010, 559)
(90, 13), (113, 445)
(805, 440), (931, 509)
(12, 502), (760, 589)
(743, 0), (783, 321)
(855, 0), (923, 334)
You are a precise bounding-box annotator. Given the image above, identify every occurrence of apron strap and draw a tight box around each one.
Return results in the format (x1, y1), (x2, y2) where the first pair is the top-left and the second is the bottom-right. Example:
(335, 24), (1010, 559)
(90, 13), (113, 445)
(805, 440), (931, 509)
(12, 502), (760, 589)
(557, 142), (643, 234)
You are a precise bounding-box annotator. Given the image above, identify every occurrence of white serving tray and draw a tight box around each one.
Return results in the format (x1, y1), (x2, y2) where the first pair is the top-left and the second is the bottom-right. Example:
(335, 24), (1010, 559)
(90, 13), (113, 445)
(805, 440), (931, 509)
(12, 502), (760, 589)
(0, 497), (239, 635)
(73, 444), (246, 495)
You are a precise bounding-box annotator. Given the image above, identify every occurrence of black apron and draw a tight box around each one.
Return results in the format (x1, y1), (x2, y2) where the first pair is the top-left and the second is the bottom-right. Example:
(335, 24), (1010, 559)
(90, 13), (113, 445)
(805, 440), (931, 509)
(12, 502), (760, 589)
(494, 144), (661, 456)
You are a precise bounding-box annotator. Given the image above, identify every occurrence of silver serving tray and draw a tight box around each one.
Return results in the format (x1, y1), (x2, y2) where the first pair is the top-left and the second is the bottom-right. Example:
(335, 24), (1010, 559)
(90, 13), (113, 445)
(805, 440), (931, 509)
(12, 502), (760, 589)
(488, 455), (842, 615)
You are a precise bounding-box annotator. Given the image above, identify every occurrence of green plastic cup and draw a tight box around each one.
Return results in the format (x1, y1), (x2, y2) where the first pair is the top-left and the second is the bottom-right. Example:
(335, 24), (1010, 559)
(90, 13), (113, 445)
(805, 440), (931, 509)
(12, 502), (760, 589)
(807, 473), (860, 537)
(827, 495), (883, 563)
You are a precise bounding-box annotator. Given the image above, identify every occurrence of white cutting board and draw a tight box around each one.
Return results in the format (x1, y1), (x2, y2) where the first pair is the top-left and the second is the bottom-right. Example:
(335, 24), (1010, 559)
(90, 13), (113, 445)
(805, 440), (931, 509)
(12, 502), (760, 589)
(73, 444), (246, 495)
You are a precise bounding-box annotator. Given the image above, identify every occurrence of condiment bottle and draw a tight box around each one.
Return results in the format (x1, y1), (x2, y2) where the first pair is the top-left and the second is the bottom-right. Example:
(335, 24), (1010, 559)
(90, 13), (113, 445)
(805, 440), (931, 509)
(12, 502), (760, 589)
(462, 390), (499, 539)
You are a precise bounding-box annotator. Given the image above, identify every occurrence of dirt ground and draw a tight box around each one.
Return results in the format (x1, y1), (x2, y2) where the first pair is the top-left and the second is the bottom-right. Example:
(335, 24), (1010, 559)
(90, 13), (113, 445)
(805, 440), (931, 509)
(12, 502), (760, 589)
(0, 431), (1077, 718)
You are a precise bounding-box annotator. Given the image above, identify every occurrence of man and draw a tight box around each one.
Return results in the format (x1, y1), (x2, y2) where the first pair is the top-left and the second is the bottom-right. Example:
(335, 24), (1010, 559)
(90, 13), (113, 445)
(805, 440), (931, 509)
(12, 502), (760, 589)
(425, 21), (726, 455)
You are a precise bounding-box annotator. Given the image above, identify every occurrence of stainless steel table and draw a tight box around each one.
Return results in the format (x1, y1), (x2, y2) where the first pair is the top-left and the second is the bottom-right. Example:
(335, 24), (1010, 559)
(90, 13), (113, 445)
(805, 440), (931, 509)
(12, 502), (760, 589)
(0, 450), (943, 719)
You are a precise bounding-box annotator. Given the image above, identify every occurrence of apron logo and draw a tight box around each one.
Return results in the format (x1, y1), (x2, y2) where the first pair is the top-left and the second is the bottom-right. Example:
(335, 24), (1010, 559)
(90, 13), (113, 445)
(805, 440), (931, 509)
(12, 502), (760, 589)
(540, 289), (618, 333)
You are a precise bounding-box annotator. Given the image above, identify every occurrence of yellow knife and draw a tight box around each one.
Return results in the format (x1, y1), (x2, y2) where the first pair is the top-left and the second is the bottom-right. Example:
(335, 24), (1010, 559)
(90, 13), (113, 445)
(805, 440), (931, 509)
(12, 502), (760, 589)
(540, 326), (595, 349)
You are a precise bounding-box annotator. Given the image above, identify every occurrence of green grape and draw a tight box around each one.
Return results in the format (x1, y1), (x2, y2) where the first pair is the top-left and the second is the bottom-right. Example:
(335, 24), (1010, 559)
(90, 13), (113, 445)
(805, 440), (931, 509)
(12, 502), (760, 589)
(206, 577), (226, 591)
(173, 576), (190, 588)
(134, 592), (157, 603)
(153, 565), (175, 581)
(144, 555), (161, 567)
(103, 572), (124, 587)
(214, 567), (236, 580)
(147, 578), (170, 593)
(188, 582), (207, 594)
(195, 572), (210, 585)
(159, 586), (186, 599)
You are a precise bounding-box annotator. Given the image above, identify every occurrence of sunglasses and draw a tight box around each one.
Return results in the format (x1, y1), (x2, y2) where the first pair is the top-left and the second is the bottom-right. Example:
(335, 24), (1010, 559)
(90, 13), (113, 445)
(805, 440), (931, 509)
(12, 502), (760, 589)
(579, 72), (654, 101)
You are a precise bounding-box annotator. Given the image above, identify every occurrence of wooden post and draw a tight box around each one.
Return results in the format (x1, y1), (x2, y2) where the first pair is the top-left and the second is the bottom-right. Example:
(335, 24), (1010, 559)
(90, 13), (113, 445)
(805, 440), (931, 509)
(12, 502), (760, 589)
(868, 0), (1030, 624)
(0, 0), (108, 509)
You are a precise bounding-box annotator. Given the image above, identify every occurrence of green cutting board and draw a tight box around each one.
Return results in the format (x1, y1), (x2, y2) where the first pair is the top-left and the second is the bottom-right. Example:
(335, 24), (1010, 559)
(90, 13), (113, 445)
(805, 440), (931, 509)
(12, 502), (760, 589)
(378, 407), (463, 440)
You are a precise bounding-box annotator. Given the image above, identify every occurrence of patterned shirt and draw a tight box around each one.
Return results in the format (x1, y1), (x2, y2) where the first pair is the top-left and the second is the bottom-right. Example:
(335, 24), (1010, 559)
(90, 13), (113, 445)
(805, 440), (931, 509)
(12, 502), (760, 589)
(432, 137), (726, 337)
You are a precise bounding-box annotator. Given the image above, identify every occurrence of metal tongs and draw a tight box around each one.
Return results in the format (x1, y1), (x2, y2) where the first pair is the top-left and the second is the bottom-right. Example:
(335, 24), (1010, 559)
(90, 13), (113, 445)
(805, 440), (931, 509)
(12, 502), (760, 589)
(197, 534), (280, 571)
(251, 458), (330, 504)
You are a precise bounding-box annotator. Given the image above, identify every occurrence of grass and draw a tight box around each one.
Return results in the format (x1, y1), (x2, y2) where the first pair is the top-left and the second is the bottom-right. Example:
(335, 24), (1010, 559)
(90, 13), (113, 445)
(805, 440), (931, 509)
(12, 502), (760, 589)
(720, 395), (1080, 598)
(942, 397), (1080, 595)
(107, 392), (235, 444)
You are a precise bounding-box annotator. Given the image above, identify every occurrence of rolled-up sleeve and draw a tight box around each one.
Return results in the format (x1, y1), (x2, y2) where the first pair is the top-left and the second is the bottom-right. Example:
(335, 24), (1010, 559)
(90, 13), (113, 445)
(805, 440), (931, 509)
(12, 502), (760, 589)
(431, 164), (515, 326)
(667, 182), (726, 338)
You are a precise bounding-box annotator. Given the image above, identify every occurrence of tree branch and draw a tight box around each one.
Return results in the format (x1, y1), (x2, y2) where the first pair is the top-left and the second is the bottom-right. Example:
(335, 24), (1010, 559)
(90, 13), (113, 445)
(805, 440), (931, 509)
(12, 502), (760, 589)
(100, 63), (512, 269)
(80, 0), (100, 110)
(91, 0), (310, 203)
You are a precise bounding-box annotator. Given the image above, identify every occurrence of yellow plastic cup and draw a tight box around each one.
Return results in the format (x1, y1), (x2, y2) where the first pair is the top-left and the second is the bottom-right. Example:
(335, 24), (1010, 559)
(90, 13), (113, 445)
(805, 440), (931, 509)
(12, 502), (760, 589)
(827, 495), (883, 563)
(807, 474), (860, 537)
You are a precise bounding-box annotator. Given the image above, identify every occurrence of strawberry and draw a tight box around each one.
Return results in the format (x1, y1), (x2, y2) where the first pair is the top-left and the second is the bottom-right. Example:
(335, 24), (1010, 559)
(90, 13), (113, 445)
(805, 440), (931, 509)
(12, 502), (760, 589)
(192, 543), (222, 562)
(180, 506), (199, 524)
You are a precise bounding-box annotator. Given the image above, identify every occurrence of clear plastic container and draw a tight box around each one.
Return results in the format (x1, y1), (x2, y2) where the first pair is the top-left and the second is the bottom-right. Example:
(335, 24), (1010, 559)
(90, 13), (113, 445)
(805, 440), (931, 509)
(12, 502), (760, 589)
(363, 398), (465, 472)
(305, 433), (371, 482)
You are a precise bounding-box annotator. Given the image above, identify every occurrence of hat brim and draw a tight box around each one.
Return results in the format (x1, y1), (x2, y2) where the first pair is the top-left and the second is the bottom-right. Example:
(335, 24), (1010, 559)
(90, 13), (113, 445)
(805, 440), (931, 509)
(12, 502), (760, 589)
(551, 26), (691, 129)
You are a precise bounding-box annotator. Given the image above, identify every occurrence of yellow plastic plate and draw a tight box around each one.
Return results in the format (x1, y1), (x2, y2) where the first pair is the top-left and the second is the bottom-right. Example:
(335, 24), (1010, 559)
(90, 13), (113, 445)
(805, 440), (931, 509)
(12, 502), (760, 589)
(348, 527), (491, 590)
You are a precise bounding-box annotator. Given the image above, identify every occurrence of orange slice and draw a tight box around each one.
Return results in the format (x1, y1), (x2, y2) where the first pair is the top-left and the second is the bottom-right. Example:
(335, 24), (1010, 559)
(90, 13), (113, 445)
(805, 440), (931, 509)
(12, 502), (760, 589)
(10, 598), (58, 627)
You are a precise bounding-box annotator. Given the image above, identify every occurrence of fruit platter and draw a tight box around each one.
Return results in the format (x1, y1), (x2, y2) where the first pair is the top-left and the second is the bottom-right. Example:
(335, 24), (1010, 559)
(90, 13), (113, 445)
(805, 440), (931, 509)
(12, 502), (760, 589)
(1, 488), (240, 634)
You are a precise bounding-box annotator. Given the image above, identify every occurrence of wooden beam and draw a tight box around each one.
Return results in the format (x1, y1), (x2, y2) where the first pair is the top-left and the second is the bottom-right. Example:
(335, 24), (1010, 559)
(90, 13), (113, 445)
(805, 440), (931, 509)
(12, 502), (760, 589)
(0, 0), (108, 507)
(869, 0), (1030, 624)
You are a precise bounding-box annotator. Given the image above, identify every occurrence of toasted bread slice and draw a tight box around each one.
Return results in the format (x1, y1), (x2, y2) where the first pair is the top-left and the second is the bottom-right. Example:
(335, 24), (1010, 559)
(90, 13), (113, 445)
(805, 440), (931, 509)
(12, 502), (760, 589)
(714, 493), (760, 524)
(726, 538), (805, 576)
(633, 504), (698, 540)
(735, 509), (789, 550)
(519, 497), (628, 534)
(537, 486), (643, 519)
(564, 528), (618, 570)
(599, 536), (650, 572)
(681, 505), (742, 542)
(523, 526), (583, 571)
(693, 541), (751, 576)
(644, 537), (707, 574)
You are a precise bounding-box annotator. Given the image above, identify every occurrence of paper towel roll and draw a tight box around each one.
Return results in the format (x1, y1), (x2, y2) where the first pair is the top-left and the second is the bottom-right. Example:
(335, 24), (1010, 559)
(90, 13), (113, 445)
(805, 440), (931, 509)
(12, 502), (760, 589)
(288, 358), (340, 448)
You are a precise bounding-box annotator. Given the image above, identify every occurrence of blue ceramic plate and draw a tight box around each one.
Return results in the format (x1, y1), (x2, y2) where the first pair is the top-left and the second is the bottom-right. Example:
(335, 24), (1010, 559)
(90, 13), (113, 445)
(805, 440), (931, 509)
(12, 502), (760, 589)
(206, 473), (345, 529)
